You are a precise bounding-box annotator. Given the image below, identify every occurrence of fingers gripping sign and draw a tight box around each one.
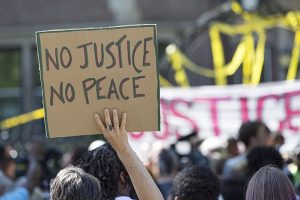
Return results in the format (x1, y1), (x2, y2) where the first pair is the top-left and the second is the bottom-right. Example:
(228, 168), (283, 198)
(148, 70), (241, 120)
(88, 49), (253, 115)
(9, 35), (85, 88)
(94, 109), (129, 151)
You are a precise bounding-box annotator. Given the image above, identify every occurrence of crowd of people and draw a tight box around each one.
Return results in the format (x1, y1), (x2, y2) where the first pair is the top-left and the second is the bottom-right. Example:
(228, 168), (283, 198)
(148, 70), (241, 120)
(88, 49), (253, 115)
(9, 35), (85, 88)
(0, 109), (300, 200)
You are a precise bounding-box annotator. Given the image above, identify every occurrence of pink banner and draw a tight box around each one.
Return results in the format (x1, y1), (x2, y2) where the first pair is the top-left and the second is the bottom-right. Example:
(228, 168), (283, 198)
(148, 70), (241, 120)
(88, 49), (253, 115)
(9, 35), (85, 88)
(129, 81), (300, 146)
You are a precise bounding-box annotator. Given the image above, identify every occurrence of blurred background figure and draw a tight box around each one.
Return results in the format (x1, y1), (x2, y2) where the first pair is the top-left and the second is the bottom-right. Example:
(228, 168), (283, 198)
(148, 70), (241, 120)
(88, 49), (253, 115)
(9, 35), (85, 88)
(0, 144), (16, 193)
(272, 133), (285, 151)
(62, 146), (87, 167)
(156, 148), (179, 199)
(290, 151), (300, 195)
(246, 146), (285, 177)
(175, 131), (209, 169)
(226, 138), (240, 158)
(221, 146), (286, 200)
(223, 121), (271, 178)
(0, 142), (43, 200)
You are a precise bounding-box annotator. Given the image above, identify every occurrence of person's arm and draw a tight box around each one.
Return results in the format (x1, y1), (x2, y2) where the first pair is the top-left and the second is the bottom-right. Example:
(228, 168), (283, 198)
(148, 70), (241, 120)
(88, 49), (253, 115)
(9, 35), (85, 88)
(21, 143), (42, 194)
(95, 109), (164, 200)
(21, 156), (41, 193)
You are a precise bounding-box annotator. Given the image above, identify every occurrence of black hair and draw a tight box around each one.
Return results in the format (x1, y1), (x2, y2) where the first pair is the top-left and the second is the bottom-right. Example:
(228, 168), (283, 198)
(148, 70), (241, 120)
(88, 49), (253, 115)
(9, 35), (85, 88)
(246, 146), (284, 177)
(227, 137), (238, 145)
(0, 144), (6, 163)
(172, 165), (221, 200)
(77, 143), (137, 200)
(274, 134), (284, 143)
(238, 121), (270, 148)
(158, 148), (178, 177)
(221, 176), (247, 200)
(50, 166), (101, 200)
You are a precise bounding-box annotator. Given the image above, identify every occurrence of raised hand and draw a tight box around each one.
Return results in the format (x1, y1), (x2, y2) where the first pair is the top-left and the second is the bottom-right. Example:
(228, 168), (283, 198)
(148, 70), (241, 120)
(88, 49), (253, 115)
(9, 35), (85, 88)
(94, 109), (129, 153)
(94, 108), (164, 200)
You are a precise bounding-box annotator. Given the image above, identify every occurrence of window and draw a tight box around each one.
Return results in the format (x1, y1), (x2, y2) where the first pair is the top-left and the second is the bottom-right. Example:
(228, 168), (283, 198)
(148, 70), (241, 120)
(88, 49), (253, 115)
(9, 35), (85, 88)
(32, 47), (43, 109)
(0, 48), (21, 120)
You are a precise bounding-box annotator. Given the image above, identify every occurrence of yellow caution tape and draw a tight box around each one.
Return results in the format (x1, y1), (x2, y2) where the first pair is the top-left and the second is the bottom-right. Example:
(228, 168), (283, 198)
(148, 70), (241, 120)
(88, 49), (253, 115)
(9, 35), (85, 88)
(165, 0), (300, 86)
(166, 45), (190, 87)
(230, 0), (243, 15)
(209, 25), (227, 85)
(224, 41), (246, 76)
(166, 44), (215, 78)
(0, 108), (44, 130)
(159, 74), (173, 87)
(243, 33), (254, 84)
(287, 30), (300, 81)
(251, 30), (266, 85)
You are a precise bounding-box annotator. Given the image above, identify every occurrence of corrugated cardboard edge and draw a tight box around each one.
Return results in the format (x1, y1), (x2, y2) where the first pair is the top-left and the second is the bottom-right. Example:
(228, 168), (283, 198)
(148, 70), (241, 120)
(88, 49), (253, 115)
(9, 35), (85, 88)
(153, 25), (161, 131)
(35, 32), (50, 138)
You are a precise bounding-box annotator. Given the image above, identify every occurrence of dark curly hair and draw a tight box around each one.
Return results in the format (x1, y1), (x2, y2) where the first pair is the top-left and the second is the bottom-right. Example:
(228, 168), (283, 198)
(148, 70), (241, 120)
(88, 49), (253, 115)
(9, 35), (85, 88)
(77, 143), (137, 200)
(172, 165), (221, 200)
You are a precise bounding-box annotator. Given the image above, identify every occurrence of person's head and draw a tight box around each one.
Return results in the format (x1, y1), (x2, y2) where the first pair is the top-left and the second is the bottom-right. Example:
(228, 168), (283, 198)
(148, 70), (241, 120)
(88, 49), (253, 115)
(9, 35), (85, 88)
(227, 137), (239, 157)
(77, 143), (137, 200)
(172, 165), (221, 200)
(158, 148), (179, 178)
(50, 166), (101, 200)
(238, 121), (271, 150)
(273, 133), (285, 149)
(246, 146), (284, 177)
(0, 144), (15, 179)
(245, 166), (296, 200)
(221, 176), (247, 200)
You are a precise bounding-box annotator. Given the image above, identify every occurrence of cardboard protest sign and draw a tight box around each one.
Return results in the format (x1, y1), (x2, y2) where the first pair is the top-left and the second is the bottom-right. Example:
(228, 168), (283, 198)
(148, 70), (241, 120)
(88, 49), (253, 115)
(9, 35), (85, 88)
(36, 25), (160, 138)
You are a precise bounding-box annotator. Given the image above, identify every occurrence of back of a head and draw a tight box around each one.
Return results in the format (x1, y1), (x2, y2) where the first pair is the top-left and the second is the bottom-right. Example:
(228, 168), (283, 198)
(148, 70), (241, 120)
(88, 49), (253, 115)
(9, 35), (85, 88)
(173, 165), (221, 200)
(158, 148), (179, 177)
(246, 166), (296, 200)
(246, 146), (284, 177)
(50, 166), (101, 200)
(221, 176), (247, 200)
(77, 143), (137, 199)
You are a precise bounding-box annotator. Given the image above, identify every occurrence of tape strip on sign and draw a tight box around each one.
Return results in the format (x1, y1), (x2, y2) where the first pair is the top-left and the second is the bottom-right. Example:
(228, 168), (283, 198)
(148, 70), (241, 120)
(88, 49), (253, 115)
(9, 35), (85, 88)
(0, 108), (44, 130)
